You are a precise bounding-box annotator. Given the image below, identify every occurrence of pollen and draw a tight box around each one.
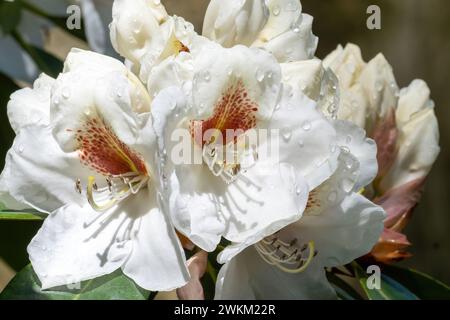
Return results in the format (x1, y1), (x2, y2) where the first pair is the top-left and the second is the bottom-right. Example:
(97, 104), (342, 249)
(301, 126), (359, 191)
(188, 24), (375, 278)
(75, 117), (147, 176)
(190, 80), (258, 146)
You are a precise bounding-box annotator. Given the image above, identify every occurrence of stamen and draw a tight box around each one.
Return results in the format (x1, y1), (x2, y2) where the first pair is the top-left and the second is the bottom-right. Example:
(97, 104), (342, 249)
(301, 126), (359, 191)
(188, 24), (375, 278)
(190, 81), (259, 184)
(256, 237), (316, 274)
(85, 174), (149, 212)
(75, 178), (82, 194)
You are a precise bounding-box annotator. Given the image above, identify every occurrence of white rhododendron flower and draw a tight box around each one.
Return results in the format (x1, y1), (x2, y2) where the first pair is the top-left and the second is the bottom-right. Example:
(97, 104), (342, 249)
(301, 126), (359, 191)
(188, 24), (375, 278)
(0, 49), (190, 291)
(2, 0), (433, 301)
(214, 119), (385, 299)
(323, 44), (440, 263)
(151, 39), (374, 272)
(203, 0), (318, 62)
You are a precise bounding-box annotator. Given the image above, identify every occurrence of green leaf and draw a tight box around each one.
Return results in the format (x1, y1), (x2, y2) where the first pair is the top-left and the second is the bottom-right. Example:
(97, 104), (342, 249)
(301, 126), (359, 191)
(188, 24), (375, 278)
(11, 31), (63, 78)
(353, 262), (419, 300)
(381, 264), (450, 300)
(0, 208), (46, 221)
(0, 0), (22, 35)
(0, 264), (151, 300)
(0, 73), (18, 171)
(326, 271), (365, 300)
(20, 1), (87, 41)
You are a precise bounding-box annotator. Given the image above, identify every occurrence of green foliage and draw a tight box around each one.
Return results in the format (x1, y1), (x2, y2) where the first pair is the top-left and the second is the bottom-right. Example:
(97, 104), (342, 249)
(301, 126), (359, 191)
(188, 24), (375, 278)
(354, 262), (418, 300)
(381, 264), (450, 300)
(0, 264), (151, 300)
(0, 0), (22, 35)
(0, 208), (46, 221)
(0, 73), (18, 171)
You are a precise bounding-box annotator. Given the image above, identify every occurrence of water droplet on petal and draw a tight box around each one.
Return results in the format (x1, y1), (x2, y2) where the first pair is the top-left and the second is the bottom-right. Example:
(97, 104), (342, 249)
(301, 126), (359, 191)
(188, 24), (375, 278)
(298, 140), (304, 148)
(18, 145), (24, 153)
(327, 191), (337, 203)
(340, 178), (354, 193)
(281, 127), (292, 141)
(256, 69), (265, 82)
(272, 5), (281, 16)
(62, 87), (71, 99)
(302, 121), (312, 131)
(203, 71), (211, 82)
(375, 80), (384, 92)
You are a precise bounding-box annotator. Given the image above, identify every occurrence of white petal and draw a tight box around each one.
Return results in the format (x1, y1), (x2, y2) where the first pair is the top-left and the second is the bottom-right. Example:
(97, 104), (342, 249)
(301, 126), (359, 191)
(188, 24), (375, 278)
(283, 193), (385, 267)
(202, 0), (269, 48)
(151, 87), (225, 251)
(281, 59), (324, 101)
(221, 162), (308, 246)
(192, 44), (281, 121)
(0, 125), (89, 213)
(63, 48), (125, 74)
(168, 165), (225, 252)
(256, 14), (318, 62)
(323, 43), (366, 89)
(28, 203), (134, 289)
(7, 74), (54, 134)
(215, 246), (336, 299)
(145, 53), (194, 99)
(122, 191), (190, 291)
(358, 53), (399, 130)
(139, 15), (197, 83)
(109, 0), (167, 65)
(380, 98), (440, 191)
(266, 87), (339, 190)
(52, 51), (150, 151)
(333, 120), (378, 190)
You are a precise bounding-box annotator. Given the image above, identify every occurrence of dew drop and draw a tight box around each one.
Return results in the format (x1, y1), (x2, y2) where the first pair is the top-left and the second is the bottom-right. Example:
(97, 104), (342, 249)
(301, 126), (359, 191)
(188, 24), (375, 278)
(375, 80), (384, 92)
(62, 87), (71, 99)
(340, 178), (354, 193)
(203, 71), (211, 82)
(18, 144), (24, 154)
(281, 127), (292, 141)
(327, 191), (337, 203)
(302, 121), (312, 131)
(256, 69), (265, 82)
(272, 5), (281, 16)
(298, 140), (304, 148)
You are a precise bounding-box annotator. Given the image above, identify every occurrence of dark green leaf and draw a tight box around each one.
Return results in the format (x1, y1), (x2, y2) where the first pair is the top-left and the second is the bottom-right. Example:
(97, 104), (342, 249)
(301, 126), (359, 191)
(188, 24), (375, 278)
(20, 1), (87, 41)
(0, 209), (46, 221)
(0, 264), (151, 300)
(353, 262), (419, 300)
(326, 271), (365, 300)
(0, 0), (22, 34)
(11, 31), (63, 78)
(382, 264), (450, 300)
(0, 73), (18, 171)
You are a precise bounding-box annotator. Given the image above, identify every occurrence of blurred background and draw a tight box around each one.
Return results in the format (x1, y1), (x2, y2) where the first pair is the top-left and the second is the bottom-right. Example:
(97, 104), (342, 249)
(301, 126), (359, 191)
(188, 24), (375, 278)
(1, 0), (449, 291)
